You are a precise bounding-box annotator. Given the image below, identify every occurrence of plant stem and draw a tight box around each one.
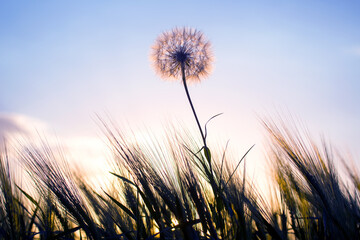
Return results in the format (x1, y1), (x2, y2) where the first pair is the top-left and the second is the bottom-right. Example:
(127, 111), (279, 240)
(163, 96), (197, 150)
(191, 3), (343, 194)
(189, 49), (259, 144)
(181, 64), (206, 144)
(181, 63), (213, 172)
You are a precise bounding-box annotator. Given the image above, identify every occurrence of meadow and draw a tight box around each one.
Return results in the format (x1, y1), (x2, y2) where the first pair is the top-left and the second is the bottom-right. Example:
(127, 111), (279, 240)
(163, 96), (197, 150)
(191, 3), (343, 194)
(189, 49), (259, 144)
(1, 27), (359, 240)
(1, 116), (359, 240)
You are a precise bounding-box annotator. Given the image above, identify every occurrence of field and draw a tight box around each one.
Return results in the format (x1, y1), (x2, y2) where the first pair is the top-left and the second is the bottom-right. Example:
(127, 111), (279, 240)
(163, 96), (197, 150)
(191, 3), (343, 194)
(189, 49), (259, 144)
(1, 116), (359, 239)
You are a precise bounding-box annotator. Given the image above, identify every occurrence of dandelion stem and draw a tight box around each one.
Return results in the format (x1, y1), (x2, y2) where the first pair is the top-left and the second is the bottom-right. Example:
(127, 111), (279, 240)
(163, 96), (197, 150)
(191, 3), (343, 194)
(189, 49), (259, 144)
(181, 63), (212, 170)
(181, 63), (205, 143)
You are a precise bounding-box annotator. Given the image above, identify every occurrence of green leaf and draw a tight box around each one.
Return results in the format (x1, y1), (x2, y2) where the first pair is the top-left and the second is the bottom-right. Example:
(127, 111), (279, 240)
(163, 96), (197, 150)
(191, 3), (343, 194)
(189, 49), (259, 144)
(110, 172), (158, 220)
(204, 146), (211, 163)
(110, 172), (137, 187)
(16, 184), (39, 207)
(103, 191), (137, 221)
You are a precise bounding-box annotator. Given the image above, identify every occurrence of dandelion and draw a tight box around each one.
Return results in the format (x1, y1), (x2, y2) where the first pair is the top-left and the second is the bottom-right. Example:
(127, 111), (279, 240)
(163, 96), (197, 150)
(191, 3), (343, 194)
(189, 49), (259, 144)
(151, 27), (214, 168)
(151, 27), (213, 83)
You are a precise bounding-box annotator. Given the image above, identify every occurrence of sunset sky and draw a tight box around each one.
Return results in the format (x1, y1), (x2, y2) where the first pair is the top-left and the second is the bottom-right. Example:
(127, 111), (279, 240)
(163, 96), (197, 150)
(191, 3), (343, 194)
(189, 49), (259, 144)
(1, 1), (360, 181)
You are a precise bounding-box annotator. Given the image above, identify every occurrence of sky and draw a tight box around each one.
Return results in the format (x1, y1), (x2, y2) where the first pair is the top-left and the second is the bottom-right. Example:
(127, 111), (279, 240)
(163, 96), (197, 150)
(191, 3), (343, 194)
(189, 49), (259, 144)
(1, 1), (360, 185)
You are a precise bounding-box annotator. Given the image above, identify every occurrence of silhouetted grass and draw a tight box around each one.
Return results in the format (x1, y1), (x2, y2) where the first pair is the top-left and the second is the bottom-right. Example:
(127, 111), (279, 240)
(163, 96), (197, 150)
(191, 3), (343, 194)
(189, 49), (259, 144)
(0, 118), (358, 239)
(264, 118), (360, 239)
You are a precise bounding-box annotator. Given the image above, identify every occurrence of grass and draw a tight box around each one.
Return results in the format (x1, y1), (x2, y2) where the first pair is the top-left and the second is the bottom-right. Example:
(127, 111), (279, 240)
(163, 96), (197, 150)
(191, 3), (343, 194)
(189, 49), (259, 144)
(0, 117), (358, 240)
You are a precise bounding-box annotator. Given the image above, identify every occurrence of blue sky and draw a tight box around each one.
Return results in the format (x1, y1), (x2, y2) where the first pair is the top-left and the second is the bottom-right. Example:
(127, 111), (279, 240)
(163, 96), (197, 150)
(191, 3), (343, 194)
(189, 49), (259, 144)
(1, 1), (360, 178)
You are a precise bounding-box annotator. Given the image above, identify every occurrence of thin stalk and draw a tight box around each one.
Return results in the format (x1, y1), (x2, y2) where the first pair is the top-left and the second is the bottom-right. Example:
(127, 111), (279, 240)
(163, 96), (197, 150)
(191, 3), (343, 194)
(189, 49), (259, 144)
(181, 63), (212, 173)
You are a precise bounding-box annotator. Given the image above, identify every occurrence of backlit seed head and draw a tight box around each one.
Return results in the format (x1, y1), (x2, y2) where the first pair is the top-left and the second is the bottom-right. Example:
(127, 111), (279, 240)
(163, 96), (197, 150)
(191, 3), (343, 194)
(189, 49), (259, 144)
(151, 27), (213, 83)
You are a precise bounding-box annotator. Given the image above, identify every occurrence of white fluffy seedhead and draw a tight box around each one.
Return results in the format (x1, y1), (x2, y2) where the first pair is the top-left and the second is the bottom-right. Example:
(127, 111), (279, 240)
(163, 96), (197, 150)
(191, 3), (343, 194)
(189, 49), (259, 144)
(151, 27), (213, 83)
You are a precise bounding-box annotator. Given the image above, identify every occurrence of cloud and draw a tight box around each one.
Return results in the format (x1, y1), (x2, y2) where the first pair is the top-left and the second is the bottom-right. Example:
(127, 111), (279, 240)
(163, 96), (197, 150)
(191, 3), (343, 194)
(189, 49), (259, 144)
(0, 113), (109, 183)
(0, 113), (48, 146)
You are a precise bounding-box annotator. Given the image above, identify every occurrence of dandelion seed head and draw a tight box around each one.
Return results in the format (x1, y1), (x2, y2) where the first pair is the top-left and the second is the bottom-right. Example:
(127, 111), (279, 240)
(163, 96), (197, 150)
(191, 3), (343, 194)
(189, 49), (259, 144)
(151, 27), (213, 83)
